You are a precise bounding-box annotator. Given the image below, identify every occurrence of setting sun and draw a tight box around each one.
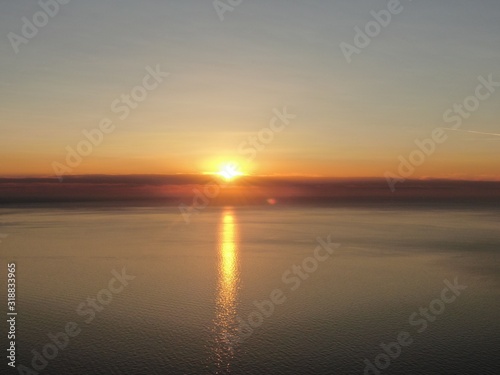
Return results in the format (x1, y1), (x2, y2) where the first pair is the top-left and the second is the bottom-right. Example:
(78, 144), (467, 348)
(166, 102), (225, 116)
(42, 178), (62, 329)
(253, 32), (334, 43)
(217, 163), (244, 181)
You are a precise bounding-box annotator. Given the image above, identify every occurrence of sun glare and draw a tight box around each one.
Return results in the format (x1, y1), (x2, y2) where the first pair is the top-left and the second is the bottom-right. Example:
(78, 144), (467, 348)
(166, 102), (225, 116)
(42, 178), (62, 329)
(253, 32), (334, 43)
(217, 163), (244, 181)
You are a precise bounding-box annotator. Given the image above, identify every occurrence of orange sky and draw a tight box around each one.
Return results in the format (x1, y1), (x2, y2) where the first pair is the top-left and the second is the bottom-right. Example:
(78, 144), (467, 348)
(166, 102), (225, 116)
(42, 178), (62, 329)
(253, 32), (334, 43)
(1, 1), (499, 182)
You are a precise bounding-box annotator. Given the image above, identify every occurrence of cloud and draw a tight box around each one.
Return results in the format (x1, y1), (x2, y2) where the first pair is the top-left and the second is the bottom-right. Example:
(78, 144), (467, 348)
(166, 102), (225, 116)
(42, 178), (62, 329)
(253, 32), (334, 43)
(0, 175), (499, 204)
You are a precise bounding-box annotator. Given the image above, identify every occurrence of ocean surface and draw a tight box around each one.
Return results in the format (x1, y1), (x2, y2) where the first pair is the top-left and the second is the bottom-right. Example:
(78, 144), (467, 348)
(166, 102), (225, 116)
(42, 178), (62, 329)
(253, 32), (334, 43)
(1, 205), (499, 375)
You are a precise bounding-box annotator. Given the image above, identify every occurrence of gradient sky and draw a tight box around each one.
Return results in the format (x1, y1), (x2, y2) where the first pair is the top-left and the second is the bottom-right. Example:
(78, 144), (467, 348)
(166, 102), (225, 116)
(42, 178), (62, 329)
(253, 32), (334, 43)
(1, 0), (499, 179)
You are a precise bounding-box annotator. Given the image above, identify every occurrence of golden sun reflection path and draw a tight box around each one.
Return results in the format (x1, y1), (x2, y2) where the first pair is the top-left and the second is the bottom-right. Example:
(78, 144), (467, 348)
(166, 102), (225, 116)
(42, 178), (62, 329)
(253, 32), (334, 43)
(211, 209), (240, 374)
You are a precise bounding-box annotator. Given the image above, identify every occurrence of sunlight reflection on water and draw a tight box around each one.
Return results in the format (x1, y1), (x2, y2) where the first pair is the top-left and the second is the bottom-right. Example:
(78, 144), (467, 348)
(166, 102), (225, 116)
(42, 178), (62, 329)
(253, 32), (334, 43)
(211, 209), (240, 374)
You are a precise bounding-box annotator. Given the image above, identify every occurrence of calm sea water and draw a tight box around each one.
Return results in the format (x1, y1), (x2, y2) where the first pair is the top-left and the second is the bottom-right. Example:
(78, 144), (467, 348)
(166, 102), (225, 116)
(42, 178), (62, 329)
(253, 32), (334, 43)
(1, 205), (499, 374)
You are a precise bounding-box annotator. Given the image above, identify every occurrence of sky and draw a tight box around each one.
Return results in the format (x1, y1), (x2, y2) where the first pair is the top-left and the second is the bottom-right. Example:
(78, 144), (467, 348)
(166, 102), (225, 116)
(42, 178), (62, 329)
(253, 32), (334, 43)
(0, 0), (499, 181)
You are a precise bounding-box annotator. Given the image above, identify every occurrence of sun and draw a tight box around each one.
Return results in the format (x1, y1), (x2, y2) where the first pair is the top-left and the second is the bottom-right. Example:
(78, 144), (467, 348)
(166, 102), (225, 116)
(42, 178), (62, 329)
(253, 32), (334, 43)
(217, 163), (244, 181)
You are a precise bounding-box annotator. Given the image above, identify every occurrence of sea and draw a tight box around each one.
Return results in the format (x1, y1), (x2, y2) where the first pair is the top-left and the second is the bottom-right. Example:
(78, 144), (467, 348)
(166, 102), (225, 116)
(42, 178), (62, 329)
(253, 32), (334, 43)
(1, 204), (499, 374)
